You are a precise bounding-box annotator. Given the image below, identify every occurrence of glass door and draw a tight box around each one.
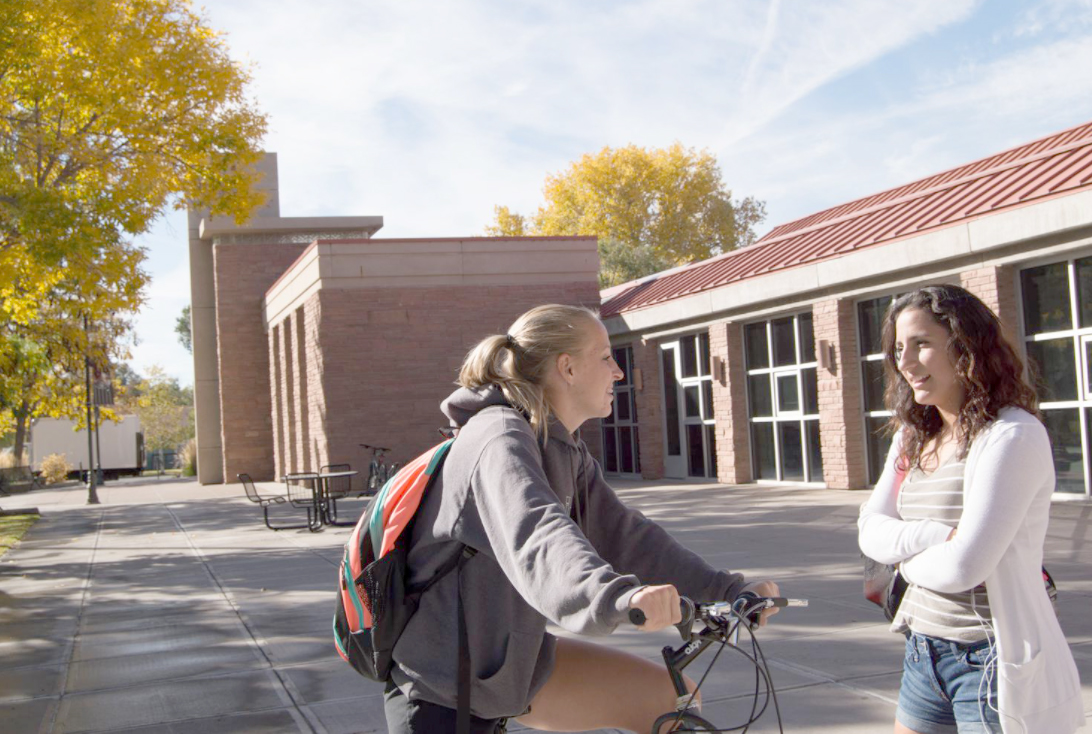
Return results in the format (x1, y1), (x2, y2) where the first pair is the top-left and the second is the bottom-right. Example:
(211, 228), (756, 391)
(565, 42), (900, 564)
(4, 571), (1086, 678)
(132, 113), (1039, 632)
(660, 334), (717, 479)
(745, 314), (822, 483)
(601, 346), (641, 476)
(1020, 258), (1092, 495)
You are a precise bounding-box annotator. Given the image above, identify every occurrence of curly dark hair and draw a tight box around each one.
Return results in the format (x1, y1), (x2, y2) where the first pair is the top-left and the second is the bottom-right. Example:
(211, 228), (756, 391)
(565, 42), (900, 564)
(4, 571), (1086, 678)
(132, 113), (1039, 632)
(881, 284), (1039, 469)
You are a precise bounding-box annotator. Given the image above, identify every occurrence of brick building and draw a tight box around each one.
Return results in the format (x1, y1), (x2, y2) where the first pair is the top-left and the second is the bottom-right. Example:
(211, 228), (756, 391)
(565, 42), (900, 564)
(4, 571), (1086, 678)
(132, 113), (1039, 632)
(596, 120), (1092, 497)
(189, 155), (599, 486)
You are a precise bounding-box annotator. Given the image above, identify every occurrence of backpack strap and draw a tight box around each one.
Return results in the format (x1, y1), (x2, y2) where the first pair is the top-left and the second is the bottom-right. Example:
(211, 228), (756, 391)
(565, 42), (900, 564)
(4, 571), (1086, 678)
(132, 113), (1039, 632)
(455, 545), (476, 734)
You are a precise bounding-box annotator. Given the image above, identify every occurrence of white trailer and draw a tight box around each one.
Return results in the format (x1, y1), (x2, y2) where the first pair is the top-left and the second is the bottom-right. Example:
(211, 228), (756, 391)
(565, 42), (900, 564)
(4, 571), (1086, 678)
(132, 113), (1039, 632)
(29, 416), (145, 479)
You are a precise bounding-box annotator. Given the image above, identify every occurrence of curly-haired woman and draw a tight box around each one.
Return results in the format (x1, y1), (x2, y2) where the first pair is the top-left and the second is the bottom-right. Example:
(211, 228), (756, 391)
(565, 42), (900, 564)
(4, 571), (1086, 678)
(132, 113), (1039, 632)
(858, 285), (1083, 734)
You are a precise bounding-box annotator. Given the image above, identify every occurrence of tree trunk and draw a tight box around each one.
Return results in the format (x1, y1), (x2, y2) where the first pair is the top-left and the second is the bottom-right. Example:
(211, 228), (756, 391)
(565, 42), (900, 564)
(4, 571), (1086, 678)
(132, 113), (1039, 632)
(12, 400), (30, 466)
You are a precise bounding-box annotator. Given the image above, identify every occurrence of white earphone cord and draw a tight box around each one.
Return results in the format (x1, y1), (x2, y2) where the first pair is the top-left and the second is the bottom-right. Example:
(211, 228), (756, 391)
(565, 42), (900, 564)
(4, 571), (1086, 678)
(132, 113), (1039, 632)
(970, 589), (1026, 734)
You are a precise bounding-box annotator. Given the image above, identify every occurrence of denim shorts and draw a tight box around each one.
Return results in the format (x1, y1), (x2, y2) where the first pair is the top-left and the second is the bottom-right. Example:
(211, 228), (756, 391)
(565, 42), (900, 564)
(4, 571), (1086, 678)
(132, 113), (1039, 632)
(896, 632), (1001, 734)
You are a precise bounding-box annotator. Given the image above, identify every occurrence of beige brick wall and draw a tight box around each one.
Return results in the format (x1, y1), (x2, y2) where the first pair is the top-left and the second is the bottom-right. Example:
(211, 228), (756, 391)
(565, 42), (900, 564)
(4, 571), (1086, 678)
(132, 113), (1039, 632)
(631, 338), (665, 479)
(709, 321), (752, 484)
(813, 299), (868, 489)
(214, 242), (309, 482)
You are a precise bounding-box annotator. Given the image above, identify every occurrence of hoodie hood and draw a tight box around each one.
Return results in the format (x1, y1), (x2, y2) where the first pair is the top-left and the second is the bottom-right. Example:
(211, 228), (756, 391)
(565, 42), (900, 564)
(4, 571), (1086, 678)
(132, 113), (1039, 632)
(441, 384), (578, 448)
(441, 384), (511, 428)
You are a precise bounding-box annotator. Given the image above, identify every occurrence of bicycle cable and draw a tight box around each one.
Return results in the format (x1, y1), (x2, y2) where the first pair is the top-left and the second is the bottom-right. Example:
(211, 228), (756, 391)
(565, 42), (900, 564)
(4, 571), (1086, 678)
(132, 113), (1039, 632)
(666, 603), (784, 733)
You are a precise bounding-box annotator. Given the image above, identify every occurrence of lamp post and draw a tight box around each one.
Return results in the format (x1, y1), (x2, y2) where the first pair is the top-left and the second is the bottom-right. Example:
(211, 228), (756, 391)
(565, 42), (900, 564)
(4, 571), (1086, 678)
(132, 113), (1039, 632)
(84, 314), (99, 505)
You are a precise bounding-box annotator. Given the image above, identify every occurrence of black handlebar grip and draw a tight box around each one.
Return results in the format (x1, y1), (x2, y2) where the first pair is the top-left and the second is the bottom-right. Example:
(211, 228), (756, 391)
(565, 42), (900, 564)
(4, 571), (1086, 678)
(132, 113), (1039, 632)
(629, 597), (693, 629)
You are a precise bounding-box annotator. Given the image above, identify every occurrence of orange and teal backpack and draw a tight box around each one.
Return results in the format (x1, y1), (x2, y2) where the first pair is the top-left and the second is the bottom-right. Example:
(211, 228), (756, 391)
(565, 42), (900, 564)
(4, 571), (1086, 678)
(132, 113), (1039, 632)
(332, 438), (474, 682)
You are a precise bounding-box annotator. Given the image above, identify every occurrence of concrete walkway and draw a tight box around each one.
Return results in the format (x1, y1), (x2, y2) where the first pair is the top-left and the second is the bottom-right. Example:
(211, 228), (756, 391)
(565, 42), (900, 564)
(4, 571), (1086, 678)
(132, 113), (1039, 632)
(1, 476), (1090, 733)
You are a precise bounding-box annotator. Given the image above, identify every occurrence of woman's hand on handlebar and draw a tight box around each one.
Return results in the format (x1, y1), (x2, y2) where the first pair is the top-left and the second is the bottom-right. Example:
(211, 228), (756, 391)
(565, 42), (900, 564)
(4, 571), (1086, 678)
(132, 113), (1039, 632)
(739, 580), (781, 627)
(629, 585), (682, 632)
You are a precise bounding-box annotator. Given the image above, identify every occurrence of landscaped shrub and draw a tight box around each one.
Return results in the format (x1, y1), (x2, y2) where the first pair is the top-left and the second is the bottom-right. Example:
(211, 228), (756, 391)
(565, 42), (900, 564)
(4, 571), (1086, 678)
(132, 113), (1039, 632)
(40, 454), (72, 484)
(180, 439), (197, 477)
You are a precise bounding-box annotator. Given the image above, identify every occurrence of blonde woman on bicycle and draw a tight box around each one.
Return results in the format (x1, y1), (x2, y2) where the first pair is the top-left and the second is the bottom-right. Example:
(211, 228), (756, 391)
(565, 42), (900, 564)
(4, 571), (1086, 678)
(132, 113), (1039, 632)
(858, 285), (1083, 734)
(384, 304), (779, 734)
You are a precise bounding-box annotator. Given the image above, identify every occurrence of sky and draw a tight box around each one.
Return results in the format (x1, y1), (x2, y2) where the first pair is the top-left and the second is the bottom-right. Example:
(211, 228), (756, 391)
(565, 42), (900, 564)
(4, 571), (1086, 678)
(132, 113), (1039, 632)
(128, 0), (1092, 387)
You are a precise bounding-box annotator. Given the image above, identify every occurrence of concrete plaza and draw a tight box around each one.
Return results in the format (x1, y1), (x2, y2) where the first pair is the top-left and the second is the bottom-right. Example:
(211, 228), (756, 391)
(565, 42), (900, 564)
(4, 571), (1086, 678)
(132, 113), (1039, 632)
(2, 476), (1090, 733)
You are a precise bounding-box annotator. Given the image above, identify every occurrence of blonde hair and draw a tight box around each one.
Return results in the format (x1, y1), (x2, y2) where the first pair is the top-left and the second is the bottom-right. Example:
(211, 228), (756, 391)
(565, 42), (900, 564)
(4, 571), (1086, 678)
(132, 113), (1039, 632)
(458, 304), (602, 440)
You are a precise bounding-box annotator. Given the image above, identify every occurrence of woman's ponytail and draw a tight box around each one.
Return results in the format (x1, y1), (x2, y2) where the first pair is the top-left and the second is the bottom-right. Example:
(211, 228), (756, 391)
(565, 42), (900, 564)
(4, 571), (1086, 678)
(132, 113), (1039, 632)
(457, 304), (599, 441)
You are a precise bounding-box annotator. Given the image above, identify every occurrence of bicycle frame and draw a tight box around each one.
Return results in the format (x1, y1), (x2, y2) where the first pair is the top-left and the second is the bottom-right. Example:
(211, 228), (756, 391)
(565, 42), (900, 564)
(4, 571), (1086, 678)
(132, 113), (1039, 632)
(662, 623), (736, 705)
(648, 595), (807, 733)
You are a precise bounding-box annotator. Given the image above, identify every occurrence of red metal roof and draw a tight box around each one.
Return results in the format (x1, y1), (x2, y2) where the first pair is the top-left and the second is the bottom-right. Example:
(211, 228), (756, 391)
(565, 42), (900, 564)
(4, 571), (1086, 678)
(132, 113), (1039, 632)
(601, 120), (1092, 318)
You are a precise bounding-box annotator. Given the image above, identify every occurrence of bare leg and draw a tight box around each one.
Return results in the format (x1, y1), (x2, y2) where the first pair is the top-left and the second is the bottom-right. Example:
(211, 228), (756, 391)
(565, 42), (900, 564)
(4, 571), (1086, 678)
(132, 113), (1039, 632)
(894, 720), (925, 734)
(517, 636), (699, 733)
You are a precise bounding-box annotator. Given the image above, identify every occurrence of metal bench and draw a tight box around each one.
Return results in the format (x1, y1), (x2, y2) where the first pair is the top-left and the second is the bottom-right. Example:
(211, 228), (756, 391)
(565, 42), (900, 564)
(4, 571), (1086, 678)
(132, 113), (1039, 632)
(238, 473), (312, 530)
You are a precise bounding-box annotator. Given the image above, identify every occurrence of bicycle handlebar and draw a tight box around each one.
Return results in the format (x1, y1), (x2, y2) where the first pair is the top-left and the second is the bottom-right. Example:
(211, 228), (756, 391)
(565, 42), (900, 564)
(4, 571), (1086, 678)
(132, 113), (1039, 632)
(628, 592), (808, 631)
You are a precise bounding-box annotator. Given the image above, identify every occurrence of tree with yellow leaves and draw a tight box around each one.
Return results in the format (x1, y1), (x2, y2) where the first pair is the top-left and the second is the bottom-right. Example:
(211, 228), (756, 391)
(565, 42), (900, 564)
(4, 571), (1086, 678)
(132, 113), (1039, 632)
(1, 240), (146, 464)
(0, 0), (267, 319)
(0, 0), (266, 458)
(487, 143), (766, 287)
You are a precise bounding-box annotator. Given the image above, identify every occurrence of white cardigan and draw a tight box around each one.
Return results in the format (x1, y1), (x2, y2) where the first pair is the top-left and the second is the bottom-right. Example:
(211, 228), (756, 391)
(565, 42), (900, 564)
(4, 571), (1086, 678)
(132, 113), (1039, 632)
(858, 407), (1085, 733)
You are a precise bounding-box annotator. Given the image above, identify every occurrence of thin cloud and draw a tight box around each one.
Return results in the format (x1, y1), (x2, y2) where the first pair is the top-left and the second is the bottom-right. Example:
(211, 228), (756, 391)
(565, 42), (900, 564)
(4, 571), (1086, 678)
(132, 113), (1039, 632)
(130, 0), (1092, 387)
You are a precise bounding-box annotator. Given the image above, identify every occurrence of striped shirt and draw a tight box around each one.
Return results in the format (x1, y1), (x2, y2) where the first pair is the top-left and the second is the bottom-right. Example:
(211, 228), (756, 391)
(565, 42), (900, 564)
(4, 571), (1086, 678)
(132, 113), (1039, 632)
(892, 456), (992, 642)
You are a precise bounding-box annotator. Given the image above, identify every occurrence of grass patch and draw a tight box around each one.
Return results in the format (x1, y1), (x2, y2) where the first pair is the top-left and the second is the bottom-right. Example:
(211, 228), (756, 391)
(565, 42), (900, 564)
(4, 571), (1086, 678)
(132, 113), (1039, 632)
(140, 469), (182, 478)
(0, 513), (39, 557)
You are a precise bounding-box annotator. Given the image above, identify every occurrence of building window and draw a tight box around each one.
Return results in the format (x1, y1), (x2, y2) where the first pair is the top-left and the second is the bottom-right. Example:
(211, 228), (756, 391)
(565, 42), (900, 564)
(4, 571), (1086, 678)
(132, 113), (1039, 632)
(858, 295), (896, 485)
(602, 346), (641, 476)
(660, 334), (717, 478)
(744, 314), (822, 483)
(1021, 258), (1092, 495)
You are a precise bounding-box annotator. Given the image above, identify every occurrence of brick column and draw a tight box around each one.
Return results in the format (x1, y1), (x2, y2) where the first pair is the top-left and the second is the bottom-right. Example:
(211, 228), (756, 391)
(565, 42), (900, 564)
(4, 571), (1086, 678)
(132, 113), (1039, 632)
(214, 241), (309, 482)
(961, 265), (1019, 345)
(813, 299), (868, 489)
(304, 295), (330, 480)
(291, 307), (311, 473)
(269, 324), (284, 480)
(709, 322), (752, 484)
(280, 316), (297, 476)
(632, 338), (665, 479)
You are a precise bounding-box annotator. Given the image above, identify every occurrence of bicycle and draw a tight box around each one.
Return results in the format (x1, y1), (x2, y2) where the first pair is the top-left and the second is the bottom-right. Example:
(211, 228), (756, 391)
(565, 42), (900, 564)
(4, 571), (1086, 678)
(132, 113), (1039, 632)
(360, 444), (400, 494)
(629, 592), (808, 733)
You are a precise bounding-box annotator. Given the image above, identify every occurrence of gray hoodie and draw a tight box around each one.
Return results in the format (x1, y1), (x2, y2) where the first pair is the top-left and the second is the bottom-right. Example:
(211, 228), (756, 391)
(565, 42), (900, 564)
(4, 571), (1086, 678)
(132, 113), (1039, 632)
(389, 385), (747, 719)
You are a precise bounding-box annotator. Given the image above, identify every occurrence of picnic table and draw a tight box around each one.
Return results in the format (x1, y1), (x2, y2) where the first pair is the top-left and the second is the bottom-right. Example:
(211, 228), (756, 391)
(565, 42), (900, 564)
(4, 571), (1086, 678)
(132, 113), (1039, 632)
(282, 469), (361, 531)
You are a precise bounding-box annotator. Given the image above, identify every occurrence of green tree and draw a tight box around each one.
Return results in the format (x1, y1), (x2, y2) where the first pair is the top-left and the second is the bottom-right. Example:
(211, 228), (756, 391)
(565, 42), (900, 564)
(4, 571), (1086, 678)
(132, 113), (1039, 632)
(488, 143), (766, 286)
(135, 365), (194, 466)
(597, 239), (677, 289)
(175, 305), (192, 354)
(0, 248), (143, 463)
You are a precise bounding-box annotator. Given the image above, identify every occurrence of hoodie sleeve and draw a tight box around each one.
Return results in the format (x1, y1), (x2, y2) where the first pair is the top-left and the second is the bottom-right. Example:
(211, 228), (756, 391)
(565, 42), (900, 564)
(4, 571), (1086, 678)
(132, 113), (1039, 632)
(463, 424), (642, 635)
(576, 445), (747, 604)
(857, 430), (953, 564)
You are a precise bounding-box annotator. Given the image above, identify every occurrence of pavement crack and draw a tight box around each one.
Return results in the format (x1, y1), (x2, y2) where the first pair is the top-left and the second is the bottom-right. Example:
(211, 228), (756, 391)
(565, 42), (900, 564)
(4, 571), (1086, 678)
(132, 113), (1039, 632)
(160, 501), (326, 734)
(45, 507), (107, 734)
